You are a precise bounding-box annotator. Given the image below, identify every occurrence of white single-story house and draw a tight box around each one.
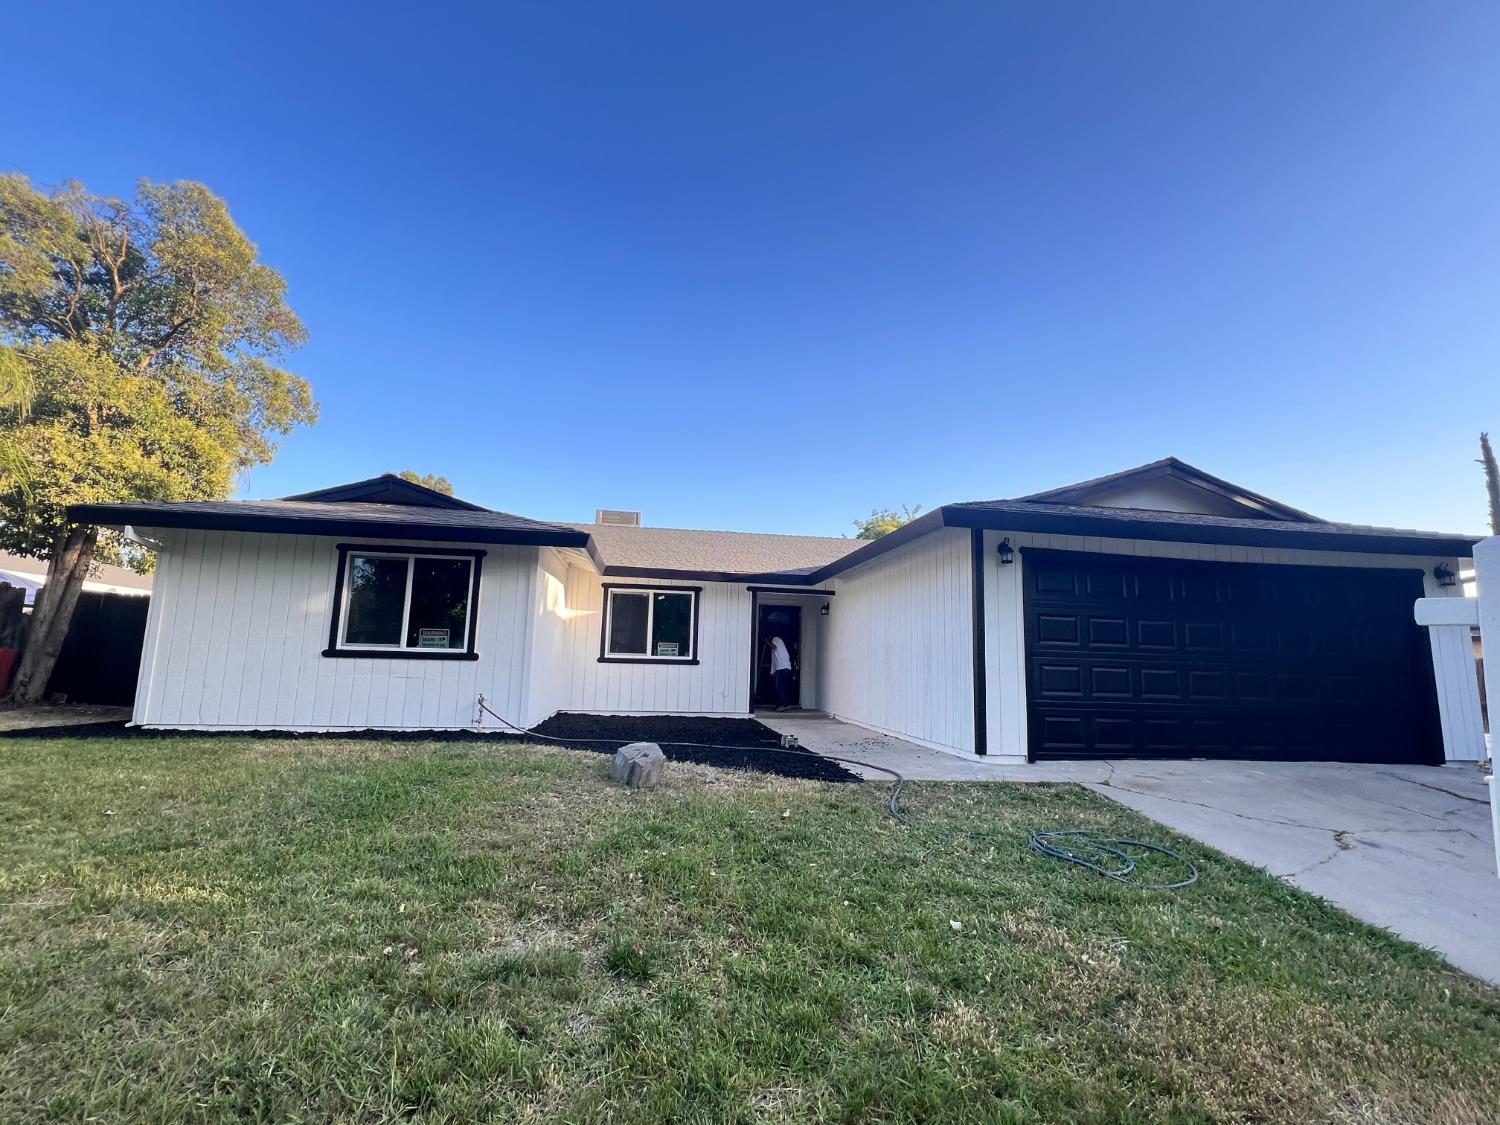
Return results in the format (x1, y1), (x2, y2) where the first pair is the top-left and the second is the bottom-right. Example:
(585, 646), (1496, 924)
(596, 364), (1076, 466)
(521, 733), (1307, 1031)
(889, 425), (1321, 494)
(70, 458), (1484, 766)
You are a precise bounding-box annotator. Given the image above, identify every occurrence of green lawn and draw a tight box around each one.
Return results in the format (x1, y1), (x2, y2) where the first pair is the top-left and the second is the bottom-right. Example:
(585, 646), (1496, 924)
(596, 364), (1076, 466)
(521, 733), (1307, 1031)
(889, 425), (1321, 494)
(1, 736), (1496, 1124)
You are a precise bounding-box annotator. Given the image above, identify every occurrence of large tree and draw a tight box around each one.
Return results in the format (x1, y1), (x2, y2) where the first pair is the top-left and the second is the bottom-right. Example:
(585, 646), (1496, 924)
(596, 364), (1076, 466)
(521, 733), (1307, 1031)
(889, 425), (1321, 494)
(0, 175), (316, 702)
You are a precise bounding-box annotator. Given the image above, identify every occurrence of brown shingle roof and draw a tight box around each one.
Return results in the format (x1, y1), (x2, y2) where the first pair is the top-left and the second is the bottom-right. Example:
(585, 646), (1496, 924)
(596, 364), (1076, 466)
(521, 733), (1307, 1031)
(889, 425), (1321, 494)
(575, 523), (860, 578)
(0, 550), (153, 591)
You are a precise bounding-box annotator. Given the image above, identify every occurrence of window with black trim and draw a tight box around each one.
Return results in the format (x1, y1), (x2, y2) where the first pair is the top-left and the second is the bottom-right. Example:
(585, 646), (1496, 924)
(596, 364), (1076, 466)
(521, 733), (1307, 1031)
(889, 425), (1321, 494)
(326, 546), (484, 659)
(600, 585), (699, 662)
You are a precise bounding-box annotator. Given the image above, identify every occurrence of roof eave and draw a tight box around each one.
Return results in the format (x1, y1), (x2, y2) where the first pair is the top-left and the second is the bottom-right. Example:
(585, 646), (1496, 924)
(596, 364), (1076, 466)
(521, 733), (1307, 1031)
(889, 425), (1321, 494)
(804, 509), (950, 583)
(66, 504), (591, 550)
(939, 505), (1478, 557)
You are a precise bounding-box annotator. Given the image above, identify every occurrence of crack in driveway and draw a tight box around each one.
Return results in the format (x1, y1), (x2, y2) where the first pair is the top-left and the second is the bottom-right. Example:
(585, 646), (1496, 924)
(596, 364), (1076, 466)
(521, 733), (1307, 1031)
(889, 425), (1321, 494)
(1090, 781), (1348, 834)
(1374, 770), (1490, 807)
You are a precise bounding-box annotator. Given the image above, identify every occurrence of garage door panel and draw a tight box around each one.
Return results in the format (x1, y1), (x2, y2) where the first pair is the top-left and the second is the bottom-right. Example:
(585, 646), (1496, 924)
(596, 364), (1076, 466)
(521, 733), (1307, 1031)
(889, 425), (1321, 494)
(1023, 549), (1441, 763)
(1229, 623), (1271, 652)
(1140, 667), (1180, 698)
(1087, 617), (1129, 646)
(1037, 614), (1080, 644)
(1138, 620), (1176, 647)
(1234, 670), (1275, 702)
(1187, 669), (1227, 700)
(1089, 665), (1132, 697)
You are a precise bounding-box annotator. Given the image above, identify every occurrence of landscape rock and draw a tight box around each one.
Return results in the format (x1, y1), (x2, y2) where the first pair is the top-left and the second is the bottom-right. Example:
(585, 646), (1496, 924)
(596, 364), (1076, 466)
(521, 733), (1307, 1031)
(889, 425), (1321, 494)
(609, 742), (665, 789)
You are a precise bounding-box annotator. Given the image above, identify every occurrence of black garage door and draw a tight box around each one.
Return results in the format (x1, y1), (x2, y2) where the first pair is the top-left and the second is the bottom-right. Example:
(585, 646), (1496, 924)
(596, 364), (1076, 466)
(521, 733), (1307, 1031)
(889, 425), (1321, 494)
(1024, 549), (1441, 764)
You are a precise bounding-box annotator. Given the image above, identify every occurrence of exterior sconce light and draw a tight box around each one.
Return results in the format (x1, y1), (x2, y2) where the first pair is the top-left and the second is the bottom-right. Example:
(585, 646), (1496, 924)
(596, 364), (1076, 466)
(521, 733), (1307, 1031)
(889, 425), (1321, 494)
(1433, 563), (1457, 589)
(820, 603), (830, 616)
(997, 538), (1015, 565)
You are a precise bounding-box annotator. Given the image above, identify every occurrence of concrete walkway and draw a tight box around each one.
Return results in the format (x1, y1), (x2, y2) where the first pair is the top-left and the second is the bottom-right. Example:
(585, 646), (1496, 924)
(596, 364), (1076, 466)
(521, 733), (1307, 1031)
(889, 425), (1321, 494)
(759, 711), (1500, 987)
(754, 711), (1055, 780)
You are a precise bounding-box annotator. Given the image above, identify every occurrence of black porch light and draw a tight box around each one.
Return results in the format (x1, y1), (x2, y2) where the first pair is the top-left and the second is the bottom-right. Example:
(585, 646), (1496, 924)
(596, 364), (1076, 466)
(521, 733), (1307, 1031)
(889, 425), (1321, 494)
(1433, 562), (1457, 588)
(997, 537), (1015, 565)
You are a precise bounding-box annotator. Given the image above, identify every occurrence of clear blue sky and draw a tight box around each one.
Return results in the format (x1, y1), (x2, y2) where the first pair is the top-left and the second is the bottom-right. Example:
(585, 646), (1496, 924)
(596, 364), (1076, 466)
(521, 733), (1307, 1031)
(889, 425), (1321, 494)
(6, 2), (1499, 535)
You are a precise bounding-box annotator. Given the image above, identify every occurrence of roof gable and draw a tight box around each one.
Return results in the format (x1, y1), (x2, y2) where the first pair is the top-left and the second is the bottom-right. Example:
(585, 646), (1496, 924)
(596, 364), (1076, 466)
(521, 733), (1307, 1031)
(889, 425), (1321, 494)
(282, 474), (485, 511)
(1018, 457), (1322, 522)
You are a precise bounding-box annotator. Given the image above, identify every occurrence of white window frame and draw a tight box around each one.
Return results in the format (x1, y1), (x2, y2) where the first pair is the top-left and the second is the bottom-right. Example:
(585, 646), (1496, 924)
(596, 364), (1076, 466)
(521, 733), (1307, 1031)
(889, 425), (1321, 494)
(600, 585), (699, 663)
(331, 547), (481, 657)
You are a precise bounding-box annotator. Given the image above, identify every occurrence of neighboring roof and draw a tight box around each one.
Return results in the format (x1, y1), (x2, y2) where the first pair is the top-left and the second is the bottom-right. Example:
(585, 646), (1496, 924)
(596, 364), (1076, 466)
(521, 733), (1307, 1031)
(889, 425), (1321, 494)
(67, 498), (590, 549)
(578, 522), (860, 581)
(0, 550), (152, 606)
(1018, 457), (1323, 522)
(283, 474), (485, 511)
(0, 550), (152, 591)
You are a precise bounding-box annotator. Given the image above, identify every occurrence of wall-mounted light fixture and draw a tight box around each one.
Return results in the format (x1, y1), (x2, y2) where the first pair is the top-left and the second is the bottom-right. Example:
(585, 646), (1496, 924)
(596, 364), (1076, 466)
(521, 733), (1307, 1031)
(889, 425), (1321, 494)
(997, 537), (1015, 565)
(1433, 562), (1457, 588)
(820, 603), (830, 616)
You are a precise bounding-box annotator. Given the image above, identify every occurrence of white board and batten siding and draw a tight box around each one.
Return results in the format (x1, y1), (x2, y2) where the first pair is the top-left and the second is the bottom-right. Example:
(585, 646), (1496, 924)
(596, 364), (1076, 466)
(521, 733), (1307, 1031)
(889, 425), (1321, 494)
(134, 529), (539, 731)
(979, 530), (1482, 762)
(821, 527), (975, 756)
(525, 558), (753, 721)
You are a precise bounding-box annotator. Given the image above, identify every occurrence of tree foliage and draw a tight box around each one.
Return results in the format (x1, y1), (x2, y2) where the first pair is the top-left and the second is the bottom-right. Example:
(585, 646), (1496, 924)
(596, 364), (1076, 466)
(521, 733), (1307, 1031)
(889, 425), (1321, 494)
(0, 174), (316, 701)
(852, 504), (923, 540)
(396, 470), (453, 496)
(0, 175), (317, 560)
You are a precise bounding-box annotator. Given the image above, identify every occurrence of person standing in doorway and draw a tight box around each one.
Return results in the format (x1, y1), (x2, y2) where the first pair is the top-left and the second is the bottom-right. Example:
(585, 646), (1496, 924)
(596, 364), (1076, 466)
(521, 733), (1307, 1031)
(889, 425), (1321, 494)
(769, 634), (795, 711)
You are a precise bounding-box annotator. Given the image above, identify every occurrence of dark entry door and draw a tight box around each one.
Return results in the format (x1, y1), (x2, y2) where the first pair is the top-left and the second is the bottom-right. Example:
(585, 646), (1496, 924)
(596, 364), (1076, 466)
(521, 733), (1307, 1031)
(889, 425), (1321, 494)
(756, 604), (802, 708)
(1024, 549), (1440, 764)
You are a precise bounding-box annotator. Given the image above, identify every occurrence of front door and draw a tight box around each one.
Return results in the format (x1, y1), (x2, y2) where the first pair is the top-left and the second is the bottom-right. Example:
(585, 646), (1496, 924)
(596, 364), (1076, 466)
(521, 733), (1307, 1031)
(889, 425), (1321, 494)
(756, 604), (802, 708)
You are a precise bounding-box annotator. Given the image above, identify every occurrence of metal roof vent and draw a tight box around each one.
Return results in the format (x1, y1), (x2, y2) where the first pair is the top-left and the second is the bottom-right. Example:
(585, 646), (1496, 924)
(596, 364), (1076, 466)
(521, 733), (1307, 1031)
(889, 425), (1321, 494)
(595, 509), (642, 527)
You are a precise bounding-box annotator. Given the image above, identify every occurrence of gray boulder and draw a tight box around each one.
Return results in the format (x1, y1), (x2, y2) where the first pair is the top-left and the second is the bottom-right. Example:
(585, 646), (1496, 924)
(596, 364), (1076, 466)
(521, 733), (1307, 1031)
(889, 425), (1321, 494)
(609, 742), (665, 789)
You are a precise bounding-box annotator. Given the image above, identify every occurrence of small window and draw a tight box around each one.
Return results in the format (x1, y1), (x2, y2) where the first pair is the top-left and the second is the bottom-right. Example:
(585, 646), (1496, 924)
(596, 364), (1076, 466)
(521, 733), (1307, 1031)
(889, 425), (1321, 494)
(326, 546), (483, 659)
(600, 586), (699, 662)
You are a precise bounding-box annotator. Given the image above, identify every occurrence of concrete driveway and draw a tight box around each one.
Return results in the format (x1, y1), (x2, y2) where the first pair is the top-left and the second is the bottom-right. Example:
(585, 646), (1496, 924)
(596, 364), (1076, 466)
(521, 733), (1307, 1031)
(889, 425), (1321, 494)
(1088, 759), (1499, 986)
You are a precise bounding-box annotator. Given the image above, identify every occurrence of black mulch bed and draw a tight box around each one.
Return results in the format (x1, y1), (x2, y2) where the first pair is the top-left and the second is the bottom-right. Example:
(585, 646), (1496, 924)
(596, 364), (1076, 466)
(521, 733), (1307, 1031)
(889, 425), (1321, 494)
(526, 713), (856, 782)
(1, 714), (857, 783)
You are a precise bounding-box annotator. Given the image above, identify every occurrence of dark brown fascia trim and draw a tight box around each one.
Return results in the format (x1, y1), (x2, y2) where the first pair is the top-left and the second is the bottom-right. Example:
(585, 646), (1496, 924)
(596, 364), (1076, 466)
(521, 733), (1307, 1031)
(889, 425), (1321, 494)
(1147, 464), (1321, 523)
(803, 509), (950, 584)
(283, 473), (487, 511)
(937, 505), (1479, 558)
(1157, 468), (1314, 522)
(1022, 459), (1322, 522)
(593, 562), (831, 585)
(66, 505), (590, 550)
(804, 504), (1477, 583)
(745, 586), (836, 596)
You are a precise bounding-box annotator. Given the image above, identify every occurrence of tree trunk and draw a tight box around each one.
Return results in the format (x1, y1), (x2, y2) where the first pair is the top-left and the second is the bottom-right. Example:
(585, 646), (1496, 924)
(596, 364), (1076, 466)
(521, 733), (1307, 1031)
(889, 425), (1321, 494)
(1482, 433), (1500, 536)
(6, 525), (97, 704)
